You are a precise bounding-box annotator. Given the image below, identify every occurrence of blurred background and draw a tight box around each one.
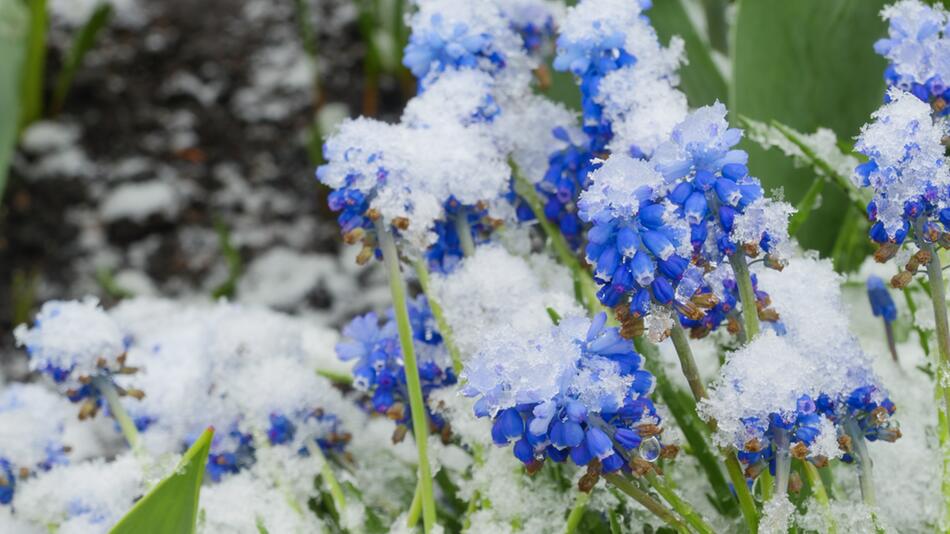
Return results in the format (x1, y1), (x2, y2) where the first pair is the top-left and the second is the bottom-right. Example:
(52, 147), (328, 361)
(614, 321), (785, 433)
(0, 0), (902, 371)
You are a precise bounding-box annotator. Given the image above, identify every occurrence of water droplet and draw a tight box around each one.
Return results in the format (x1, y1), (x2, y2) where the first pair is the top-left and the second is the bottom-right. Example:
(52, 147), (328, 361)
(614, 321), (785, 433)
(639, 436), (661, 462)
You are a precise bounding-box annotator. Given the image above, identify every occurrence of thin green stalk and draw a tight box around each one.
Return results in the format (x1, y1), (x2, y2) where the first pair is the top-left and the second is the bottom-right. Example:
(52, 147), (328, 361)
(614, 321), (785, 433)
(375, 221), (438, 532)
(636, 337), (736, 515)
(729, 252), (760, 339)
(20, 0), (47, 132)
(603, 473), (687, 532)
(758, 469), (773, 502)
(407, 479), (422, 528)
(801, 460), (836, 534)
(93, 377), (142, 454)
(512, 165), (599, 316)
(647, 473), (715, 534)
(564, 491), (590, 534)
(413, 259), (462, 374)
(724, 453), (759, 533)
(666, 322), (758, 533)
(918, 236), (950, 524)
(454, 211), (476, 257)
(669, 323), (708, 401)
(843, 419), (875, 507)
(304, 439), (347, 521)
(771, 429), (790, 499)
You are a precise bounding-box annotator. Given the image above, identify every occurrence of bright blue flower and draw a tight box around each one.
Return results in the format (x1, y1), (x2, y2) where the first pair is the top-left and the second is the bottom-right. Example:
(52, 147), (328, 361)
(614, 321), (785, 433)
(867, 275), (898, 323)
(337, 296), (457, 433)
(463, 313), (662, 473)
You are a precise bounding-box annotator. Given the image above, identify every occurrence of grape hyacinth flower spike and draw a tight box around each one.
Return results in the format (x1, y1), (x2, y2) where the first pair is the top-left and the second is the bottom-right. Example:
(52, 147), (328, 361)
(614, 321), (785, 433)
(875, 0), (950, 111)
(867, 275), (900, 362)
(336, 296), (457, 443)
(463, 312), (664, 478)
(13, 298), (144, 451)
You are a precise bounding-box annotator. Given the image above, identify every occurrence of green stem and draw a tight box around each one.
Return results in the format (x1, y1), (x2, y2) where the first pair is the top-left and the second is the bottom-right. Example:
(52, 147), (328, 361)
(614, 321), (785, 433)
(918, 236), (950, 525)
(844, 418), (875, 507)
(413, 259), (463, 374)
(564, 491), (590, 534)
(758, 468), (773, 502)
(729, 252), (760, 340)
(454, 211), (476, 257)
(93, 377), (142, 454)
(603, 473), (687, 532)
(304, 440), (347, 521)
(407, 478), (423, 528)
(667, 324), (759, 533)
(801, 460), (836, 534)
(669, 323), (708, 401)
(724, 453), (760, 533)
(647, 473), (715, 534)
(512, 164), (599, 316)
(376, 221), (438, 533)
(772, 429), (790, 499)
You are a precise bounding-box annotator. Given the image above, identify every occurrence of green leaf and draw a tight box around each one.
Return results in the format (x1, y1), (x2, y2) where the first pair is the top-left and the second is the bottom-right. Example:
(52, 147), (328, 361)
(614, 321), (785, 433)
(0, 0), (27, 199)
(51, 3), (112, 114)
(19, 0), (47, 131)
(651, 0), (728, 107)
(732, 0), (888, 256)
(110, 427), (214, 534)
(211, 217), (242, 299)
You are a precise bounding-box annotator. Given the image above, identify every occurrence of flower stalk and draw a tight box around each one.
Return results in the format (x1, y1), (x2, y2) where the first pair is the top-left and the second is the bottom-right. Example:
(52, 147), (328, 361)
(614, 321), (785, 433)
(93, 376), (142, 455)
(413, 259), (463, 374)
(564, 491), (590, 534)
(646, 472), (715, 534)
(729, 252), (760, 340)
(376, 220), (438, 533)
(304, 439), (347, 522)
(603, 473), (688, 533)
(801, 460), (837, 534)
(454, 210), (476, 257)
(916, 232), (950, 524)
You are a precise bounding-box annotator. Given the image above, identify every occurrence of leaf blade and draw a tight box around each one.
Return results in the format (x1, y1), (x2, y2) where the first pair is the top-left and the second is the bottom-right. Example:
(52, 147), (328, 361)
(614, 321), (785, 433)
(110, 427), (214, 534)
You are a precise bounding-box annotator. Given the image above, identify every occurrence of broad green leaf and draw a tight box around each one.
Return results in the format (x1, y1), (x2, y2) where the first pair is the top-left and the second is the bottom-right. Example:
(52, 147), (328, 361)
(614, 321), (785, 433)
(110, 427), (214, 534)
(0, 0), (27, 199)
(51, 3), (112, 114)
(19, 0), (47, 131)
(651, 0), (728, 107)
(732, 0), (888, 256)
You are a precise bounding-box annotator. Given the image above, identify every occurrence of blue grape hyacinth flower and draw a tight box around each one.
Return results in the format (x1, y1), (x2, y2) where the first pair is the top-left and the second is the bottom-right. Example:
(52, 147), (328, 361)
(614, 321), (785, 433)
(463, 312), (663, 476)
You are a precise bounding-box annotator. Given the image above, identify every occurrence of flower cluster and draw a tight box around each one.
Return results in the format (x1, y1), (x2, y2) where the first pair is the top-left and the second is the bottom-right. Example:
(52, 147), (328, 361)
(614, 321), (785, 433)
(462, 312), (661, 474)
(337, 296), (457, 435)
(854, 88), (950, 248)
(13, 298), (139, 414)
(529, 0), (686, 249)
(704, 257), (900, 484)
(875, 0), (950, 109)
(580, 103), (790, 338)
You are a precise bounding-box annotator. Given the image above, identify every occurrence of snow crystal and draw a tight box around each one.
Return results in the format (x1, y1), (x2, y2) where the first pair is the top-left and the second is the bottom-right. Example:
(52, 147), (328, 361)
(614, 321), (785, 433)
(198, 471), (321, 534)
(578, 153), (665, 222)
(730, 197), (795, 259)
(13, 454), (143, 533)
(430, 245), (581, 359)
(596, 66), (689, 156)
(701, 331), (823, 448)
